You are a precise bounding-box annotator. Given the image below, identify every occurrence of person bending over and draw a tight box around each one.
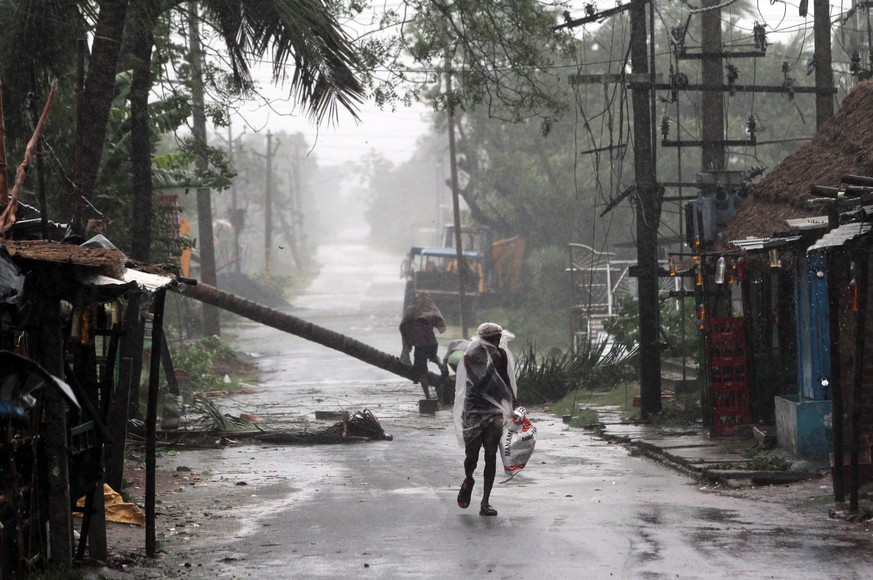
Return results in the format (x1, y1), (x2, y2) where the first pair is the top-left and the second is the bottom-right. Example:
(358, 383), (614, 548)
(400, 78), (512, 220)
(399, 293), (447, 399)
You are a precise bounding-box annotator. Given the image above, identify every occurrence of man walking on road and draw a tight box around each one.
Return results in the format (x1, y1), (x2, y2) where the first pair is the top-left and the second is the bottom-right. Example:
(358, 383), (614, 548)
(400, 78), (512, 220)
(453, 322), (517, 516)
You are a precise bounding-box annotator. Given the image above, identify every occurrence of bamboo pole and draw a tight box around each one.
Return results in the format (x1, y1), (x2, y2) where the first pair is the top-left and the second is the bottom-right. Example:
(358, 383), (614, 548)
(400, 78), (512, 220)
(0, 82), (56, 236)
(0, 76), (8, 204)
(145, 289), (167, 556)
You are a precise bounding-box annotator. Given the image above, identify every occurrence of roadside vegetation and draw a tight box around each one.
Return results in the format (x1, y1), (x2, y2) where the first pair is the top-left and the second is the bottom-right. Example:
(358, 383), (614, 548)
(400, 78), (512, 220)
(501, 291), (701, 429)
(168, 335), (258, 396)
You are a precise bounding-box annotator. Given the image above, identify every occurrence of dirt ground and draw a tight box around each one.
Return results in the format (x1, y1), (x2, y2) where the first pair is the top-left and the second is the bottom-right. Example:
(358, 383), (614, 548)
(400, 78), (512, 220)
(80, 444), (267, 578)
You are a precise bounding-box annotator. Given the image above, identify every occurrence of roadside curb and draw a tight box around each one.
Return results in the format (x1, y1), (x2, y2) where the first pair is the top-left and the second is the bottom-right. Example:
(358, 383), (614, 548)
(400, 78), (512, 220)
(593, 427), (824, 487)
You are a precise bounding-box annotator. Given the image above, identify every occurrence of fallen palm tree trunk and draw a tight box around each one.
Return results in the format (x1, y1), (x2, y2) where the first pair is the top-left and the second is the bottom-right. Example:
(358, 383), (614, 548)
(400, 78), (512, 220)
(171, 281), (445, 387)
(255, 409), (392, 444)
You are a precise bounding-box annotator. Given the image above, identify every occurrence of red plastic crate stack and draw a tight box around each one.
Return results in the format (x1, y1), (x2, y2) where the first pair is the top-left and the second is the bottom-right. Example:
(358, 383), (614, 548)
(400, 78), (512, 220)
(707, 317), (751, 436)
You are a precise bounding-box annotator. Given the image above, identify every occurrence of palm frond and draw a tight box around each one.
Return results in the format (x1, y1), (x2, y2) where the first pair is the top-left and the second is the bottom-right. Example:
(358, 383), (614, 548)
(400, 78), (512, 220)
(190, 397), (262, 433)
(200, 0), (364, 123)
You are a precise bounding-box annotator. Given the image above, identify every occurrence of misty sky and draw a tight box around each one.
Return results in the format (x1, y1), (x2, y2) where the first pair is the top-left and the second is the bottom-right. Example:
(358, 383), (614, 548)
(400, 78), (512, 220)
(225, 0), (813, 170)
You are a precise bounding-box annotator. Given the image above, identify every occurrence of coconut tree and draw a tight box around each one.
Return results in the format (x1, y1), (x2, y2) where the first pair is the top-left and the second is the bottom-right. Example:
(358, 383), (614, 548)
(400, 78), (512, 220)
(123, 0), (364, 264)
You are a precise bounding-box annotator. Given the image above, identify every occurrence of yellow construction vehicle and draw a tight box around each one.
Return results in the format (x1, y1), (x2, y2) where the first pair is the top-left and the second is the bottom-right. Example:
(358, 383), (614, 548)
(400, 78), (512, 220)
(401, 225), (525, 322)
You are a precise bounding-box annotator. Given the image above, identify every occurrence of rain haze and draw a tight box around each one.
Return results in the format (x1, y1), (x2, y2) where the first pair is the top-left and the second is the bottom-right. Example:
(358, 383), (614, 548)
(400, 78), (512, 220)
(7, 1), (873, 578)
(210, 0), (822, 267)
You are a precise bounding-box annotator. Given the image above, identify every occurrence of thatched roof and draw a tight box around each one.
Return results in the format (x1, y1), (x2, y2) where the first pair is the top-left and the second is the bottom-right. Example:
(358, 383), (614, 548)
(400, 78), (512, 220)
(718, 80), (873, 245)
(2, 240), (126, 276)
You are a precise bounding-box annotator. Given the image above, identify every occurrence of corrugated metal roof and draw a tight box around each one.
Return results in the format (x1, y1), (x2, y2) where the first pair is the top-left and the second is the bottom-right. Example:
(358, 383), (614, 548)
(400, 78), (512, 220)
(121, 268), (175, 292)
(785, 216), (829, 230)
(808, 222), (872, 251)
(75, 268), (174, 302)
(729, 236), (802, 251)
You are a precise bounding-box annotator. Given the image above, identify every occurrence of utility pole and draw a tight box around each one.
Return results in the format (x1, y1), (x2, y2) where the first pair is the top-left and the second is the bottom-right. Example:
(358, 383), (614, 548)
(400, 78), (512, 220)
(292, 140), (305, 259)
(631, 0), (662, 418)
(215, 117), (246, 274)
(257, 131), (280, 276)
(555, 2), (662, 416)
(188, 1), (220, 337)
(813, 0), (835, 127)
(701, 0), (725, 172)
(282, 169), (302, 268)
(445, 34), (469, 339)
(226, 118), (242, 273)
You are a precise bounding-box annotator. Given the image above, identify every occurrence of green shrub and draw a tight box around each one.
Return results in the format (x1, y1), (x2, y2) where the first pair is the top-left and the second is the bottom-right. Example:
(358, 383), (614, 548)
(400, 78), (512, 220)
(602, 295), (699, 362)
(515, 335), (637, 405)
(169, 335), (255, 393)
(632, 392), (702, 426)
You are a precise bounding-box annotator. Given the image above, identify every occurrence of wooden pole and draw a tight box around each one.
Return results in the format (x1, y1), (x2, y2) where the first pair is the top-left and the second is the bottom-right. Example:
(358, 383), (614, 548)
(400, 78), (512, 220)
(631, 0), (662, 418)
(850, 239), (869, 512)
(72, 36), (84, 231)
(106, 292), (142, 494)
(827, 216), (845, 502)
(444, 33), (469, 338)
(39, 291), (72, 566)
(813, 0), (834, 128)
(0, 75), (8, 205)
(701, 0), (725, 173)
(188, 1), (220, 337)
(145, 289), (167, 556)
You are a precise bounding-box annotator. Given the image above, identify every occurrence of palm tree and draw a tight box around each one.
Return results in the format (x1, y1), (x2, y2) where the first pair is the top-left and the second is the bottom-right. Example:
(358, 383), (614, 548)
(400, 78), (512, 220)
(117, 0), (365, 346)
(123, 0), (365, 266)
(73, 0), (364, 255)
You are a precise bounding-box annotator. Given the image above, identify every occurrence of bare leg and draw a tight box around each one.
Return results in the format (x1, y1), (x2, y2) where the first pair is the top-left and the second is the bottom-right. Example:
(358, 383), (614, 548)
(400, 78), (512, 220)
(464, 438), (481, 482)
(480, 420), (502, 514)
(481, 439), (498, 506)
(458, 435), (481, 509)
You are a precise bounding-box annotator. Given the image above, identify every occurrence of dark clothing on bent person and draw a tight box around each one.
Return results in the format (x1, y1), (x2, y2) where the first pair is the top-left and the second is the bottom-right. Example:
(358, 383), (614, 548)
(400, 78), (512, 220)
(400, 318), (440, 380)
(399, 293), (447, 400)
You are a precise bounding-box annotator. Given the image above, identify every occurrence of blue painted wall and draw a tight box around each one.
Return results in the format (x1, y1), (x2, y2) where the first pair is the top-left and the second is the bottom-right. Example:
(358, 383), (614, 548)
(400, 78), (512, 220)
(795, 250), (831, 401)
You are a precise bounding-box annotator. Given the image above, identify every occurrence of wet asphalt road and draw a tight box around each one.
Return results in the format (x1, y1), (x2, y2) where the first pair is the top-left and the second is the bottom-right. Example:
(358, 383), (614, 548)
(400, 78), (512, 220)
(164, 229), (873, 579)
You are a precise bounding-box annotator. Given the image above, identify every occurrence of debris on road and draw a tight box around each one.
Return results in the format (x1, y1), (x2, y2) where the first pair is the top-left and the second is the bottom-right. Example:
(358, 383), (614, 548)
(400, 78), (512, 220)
(255, 409), (393, 444)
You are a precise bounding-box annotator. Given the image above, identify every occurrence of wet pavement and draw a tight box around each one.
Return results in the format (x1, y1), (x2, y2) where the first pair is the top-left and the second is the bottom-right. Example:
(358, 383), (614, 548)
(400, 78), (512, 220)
(589, 406), (826, 487)
(97, 229), (873, 579)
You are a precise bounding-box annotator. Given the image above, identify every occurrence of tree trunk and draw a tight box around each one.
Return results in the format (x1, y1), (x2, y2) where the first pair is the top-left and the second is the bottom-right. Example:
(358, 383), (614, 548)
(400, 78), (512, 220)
(129, 2), (159, 263)
(171, 282), (434, 384)
(73, 0), (130, 234)
(187, 1), (220, 337)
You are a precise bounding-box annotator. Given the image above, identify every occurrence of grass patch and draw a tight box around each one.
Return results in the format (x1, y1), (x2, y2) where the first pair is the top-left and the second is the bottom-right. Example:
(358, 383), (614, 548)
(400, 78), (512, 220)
(551, 383), (641, 427)
(169, 335), (258, 395)
(567, 408), (600, 428)
(552, 383), (640, 414)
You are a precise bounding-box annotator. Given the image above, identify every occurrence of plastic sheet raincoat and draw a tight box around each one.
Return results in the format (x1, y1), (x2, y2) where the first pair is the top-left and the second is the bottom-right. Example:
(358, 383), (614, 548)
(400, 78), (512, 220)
(452, 332), (517, 447)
